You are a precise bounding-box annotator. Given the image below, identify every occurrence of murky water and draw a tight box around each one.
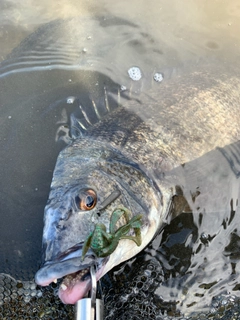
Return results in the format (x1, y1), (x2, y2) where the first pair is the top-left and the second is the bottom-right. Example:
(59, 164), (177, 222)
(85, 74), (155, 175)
(1, 0), (240, 318)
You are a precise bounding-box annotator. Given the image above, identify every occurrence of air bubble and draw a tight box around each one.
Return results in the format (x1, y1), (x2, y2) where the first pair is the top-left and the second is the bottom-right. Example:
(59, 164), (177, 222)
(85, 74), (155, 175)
(153, 72), (164, 83)
(128, 67), (142, 81)
(67, 97), (75, 104)
(201, 233), (208, 239)
(229, 295), (236, 302)
(200, 232), (209, 244)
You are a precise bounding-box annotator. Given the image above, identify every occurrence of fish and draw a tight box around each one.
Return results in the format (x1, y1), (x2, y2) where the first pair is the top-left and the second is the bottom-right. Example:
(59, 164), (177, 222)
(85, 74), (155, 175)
(34, 59), (240, 305)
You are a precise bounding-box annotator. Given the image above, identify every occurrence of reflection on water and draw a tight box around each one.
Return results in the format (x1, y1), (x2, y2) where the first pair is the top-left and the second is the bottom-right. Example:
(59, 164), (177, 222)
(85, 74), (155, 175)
(0, 0), (240, 318)
(103, 141), (240, 317)
(1, 0), (240, 63)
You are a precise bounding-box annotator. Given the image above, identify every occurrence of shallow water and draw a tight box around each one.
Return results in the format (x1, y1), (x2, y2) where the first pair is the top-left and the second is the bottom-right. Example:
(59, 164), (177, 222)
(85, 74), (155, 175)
(1, 0), (240, 318)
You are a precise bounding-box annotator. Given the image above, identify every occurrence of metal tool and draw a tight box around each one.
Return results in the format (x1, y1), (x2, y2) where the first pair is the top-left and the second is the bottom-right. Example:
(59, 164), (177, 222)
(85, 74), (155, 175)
(100, 189), (121, 211)
(75, 265), (104, 320)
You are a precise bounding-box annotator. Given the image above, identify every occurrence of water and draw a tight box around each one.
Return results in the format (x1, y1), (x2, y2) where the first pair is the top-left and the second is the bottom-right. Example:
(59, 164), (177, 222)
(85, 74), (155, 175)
(103, 143), (240, 317)
(0, 0), (240, 318)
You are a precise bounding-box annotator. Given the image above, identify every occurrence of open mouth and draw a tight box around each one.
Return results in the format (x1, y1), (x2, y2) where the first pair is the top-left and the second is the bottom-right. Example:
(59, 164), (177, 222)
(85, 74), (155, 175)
(35, 249), (108, 304)
(58, 264), (106, 304)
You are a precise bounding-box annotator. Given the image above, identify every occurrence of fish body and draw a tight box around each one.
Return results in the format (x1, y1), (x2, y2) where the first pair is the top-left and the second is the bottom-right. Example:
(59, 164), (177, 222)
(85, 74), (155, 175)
(35, 62), (240, 304)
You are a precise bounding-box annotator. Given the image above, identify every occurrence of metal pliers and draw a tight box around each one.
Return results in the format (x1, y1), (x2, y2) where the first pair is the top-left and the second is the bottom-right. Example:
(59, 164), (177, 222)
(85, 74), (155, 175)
(75, 265), (104, 320)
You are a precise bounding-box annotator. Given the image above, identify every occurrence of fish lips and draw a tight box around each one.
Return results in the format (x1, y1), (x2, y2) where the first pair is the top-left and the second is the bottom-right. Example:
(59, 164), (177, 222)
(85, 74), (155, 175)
(35, 247), (107, 303)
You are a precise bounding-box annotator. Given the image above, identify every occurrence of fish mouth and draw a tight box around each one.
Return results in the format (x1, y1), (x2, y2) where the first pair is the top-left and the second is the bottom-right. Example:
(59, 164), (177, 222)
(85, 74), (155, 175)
(35, 245), (108, 304)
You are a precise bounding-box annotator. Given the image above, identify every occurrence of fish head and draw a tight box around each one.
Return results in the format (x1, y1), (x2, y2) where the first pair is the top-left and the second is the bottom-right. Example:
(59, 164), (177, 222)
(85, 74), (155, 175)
(35, 139), (163, 304)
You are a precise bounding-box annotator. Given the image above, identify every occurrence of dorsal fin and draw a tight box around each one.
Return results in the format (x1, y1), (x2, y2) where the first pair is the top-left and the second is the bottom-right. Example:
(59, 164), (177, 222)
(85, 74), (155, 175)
(69, 84), (132, 139)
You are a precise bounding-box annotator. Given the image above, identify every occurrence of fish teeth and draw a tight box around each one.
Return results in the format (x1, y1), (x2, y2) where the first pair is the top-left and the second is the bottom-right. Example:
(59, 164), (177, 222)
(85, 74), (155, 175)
(60, 283), (67, 291)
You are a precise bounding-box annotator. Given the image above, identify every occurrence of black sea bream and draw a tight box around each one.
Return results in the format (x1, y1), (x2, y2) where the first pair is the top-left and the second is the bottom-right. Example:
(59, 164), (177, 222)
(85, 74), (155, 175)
(35, 61), (240, 304)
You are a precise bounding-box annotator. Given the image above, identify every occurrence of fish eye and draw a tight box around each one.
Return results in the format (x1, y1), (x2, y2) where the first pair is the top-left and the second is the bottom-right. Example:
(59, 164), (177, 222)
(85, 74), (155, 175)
(76, 189), (97, 211)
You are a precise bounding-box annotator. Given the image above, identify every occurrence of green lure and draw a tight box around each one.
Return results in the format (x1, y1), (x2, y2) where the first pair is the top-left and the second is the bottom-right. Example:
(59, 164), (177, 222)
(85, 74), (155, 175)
(81, 207), (143, 261)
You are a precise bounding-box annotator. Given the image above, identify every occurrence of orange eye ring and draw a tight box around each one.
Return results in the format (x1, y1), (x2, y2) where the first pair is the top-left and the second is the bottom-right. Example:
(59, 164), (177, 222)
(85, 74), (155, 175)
(76, 189), (97, 211)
